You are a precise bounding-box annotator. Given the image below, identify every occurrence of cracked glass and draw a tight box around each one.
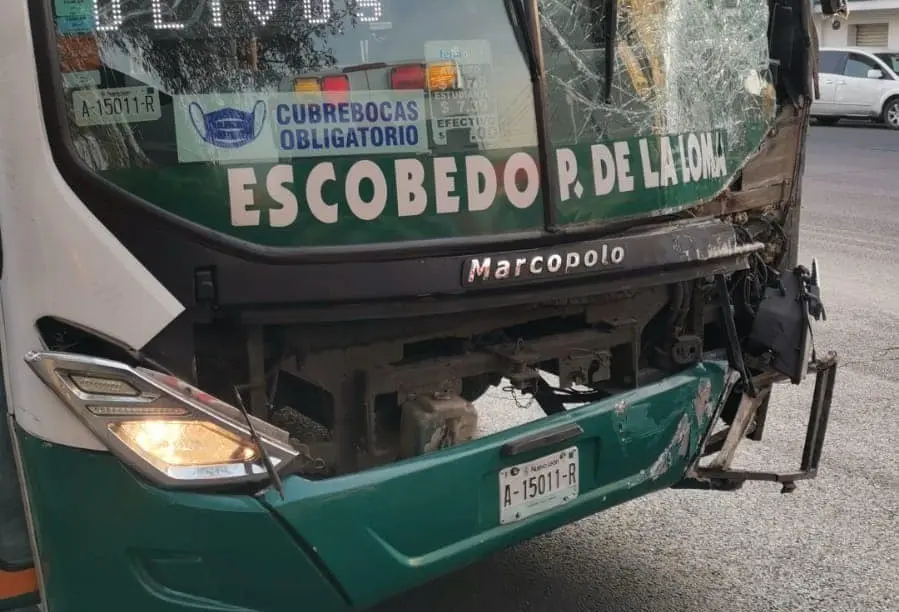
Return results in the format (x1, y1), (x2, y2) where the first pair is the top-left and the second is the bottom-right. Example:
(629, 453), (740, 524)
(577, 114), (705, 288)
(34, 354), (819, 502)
(539, 0), (776, 149)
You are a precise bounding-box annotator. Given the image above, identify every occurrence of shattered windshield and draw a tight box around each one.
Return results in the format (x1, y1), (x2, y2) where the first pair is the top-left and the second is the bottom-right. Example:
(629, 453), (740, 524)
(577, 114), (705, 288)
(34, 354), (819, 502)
(49, 0), (775, 247)
(538, 0), (774, 218)
(539, 0), (773, 144)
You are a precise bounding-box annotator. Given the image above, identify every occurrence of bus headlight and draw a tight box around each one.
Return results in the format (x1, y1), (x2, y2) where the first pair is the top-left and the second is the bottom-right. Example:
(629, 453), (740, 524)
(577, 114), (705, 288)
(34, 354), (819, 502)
(24, 351), (298, 489)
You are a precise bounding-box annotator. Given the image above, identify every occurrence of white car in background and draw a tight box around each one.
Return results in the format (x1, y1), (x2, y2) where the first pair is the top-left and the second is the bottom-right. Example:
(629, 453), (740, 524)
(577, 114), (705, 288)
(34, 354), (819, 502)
(812, 47), (899, 129)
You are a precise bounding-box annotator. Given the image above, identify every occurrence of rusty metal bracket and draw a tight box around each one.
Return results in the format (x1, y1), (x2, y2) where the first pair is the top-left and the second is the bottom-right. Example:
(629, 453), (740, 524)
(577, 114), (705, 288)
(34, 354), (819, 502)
(684, 351), (838, 494)
(706, 386), (772, 471)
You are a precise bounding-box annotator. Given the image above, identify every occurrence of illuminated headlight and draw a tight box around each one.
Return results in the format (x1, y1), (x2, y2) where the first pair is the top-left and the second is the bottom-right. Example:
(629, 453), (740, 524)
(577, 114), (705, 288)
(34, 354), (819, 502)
(25, 351), (298, 488)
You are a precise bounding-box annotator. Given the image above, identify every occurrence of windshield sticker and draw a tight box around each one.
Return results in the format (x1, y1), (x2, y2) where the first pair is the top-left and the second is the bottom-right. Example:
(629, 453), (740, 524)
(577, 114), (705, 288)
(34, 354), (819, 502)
(58, 35), (101, 73)
(274, 91), (427, 157)
(554, 132), (729, 202)
(72, 87), (162, 127)
(174, 93), (281, 164)
(174, 91), (429, 164)
(54, 0), (93, 19)
(425, 40), (500, 148)
(58, 15), (96, 34)
(62, 70), (101, 89)
(226, 152), (539, 227)
(221, 129), (728, 229)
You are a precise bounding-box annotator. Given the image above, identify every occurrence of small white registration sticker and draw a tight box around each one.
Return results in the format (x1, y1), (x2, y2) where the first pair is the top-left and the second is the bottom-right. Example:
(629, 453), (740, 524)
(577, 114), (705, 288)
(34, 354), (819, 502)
(498, 446), (579, 525)
(71, 86), (162, 127)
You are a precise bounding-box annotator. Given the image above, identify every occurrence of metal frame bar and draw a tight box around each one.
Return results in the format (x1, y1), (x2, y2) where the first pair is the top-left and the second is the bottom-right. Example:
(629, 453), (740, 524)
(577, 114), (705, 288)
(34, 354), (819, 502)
(689, 351), (838, 493)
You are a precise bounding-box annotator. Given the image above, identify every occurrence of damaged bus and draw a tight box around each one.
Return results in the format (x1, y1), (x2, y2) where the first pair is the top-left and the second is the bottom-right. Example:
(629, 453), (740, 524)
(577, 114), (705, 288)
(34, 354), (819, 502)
(0, 0), (839, 610)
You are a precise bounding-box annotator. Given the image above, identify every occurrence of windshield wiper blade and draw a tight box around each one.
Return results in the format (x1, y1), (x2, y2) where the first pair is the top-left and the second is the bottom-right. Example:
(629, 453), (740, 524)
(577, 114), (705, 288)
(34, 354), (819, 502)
(233, 385), (285, 500)
(603, 0), (618, 102)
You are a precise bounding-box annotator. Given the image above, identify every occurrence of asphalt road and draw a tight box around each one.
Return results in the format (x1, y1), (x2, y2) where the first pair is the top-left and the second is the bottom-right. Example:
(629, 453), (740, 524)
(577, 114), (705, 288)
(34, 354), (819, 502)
(375, 124), (899, 612)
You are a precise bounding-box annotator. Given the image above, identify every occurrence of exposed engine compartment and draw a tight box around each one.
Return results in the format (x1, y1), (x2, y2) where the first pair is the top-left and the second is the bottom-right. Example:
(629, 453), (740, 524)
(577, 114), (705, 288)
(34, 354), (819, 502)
(35, 203), (799, 480)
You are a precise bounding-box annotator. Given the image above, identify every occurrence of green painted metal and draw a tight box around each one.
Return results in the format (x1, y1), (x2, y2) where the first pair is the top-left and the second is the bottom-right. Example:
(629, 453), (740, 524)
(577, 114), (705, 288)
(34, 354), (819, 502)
(264, 360), (728, 608)
(17, 360), (728, 612)
(1, 414), (32, 571)
(16, 434), (350, 612)
(1, 593), (39, 612)
(1, 366), (37, 612)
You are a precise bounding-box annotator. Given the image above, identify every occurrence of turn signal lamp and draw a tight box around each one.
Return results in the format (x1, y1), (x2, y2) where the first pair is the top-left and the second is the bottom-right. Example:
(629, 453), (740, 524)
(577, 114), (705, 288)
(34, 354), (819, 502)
(25, 351), (297, 488)
(294, 77), (322, 93)
(294, 74), (350, 102)
(427, 61), (458, 91)
(69, 373), (140, 396)
(390, 61), (459, 91)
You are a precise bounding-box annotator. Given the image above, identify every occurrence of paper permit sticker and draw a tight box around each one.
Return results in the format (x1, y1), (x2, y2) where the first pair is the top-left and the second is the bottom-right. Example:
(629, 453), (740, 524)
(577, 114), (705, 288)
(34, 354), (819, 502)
(54, 0), (95, 18)
(58, 35), (101, 73)
(62, 70), (101, 89)
(58, 15), (96, 34)
(174, 90), (429, 164)
(424, 40), (499, 147)
(424, 39), (493, 64)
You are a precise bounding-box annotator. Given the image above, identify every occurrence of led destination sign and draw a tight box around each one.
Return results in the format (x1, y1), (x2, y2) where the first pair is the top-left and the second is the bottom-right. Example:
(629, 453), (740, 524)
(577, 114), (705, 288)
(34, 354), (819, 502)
(68, 0), (384, 33)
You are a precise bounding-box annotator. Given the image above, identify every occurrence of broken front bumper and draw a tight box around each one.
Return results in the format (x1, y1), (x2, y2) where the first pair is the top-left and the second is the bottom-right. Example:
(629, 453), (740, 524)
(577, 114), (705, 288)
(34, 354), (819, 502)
(16, 355), (836, 612)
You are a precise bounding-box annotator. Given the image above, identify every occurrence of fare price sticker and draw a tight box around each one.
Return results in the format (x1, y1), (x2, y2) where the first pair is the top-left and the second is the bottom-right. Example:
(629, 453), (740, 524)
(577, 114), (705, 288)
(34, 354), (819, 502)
(425, 40), (500, 147)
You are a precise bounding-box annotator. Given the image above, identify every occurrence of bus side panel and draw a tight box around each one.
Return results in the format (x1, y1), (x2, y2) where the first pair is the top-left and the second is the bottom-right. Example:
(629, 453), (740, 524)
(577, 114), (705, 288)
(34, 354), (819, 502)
(0, 366), (39, 609)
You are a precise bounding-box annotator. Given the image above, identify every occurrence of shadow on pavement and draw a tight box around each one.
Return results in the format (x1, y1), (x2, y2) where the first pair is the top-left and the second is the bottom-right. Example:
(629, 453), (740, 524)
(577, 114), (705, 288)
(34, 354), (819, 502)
(370, 529), (697, 612)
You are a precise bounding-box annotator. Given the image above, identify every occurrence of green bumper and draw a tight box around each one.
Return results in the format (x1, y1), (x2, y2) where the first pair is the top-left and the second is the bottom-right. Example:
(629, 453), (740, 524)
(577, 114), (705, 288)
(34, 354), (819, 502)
(17, 361), (728, 612)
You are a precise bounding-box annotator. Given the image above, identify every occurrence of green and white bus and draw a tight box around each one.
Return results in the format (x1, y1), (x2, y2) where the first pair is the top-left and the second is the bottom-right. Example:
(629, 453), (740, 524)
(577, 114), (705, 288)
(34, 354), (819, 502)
(1, 0), (838, 610)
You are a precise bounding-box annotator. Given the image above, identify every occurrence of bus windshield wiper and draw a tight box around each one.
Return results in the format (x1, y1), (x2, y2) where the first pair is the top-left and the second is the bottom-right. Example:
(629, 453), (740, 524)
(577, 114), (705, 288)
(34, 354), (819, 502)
(233, 384), (285, 500)
(603, 0), (618, 102)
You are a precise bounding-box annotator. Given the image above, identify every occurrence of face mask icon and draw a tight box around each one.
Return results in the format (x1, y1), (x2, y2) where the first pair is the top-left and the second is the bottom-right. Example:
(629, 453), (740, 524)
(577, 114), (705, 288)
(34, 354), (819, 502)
(188, 100), (267, 148)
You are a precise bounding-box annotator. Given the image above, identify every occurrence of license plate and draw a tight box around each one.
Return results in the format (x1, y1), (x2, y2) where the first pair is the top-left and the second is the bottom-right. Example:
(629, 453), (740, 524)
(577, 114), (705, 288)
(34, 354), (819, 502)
(71, 86), (162, 127)
(498, 446), (579, 525)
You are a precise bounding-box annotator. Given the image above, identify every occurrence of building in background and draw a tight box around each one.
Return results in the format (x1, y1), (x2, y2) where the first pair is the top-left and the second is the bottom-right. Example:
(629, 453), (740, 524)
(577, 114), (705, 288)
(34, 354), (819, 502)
(814, 0), (899, 48)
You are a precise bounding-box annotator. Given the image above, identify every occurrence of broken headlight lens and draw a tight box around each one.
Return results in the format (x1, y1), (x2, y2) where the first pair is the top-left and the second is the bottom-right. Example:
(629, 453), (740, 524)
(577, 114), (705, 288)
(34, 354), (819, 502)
(25, 351), (298, 488)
